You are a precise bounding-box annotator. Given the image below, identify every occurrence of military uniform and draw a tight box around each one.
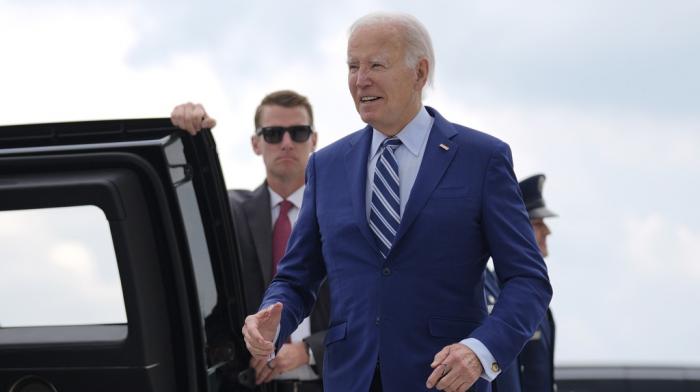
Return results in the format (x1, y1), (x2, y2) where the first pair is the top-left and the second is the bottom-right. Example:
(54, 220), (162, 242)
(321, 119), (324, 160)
(484, 268), (522, 392)
(486, 174), (558, 392)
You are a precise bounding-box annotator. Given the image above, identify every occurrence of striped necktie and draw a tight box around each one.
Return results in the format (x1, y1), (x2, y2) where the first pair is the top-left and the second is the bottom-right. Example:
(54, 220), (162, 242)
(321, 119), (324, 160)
(369, 137), (402, 258)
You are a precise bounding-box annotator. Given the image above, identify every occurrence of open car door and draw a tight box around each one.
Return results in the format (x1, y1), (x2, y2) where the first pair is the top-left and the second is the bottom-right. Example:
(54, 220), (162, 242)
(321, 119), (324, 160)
(0, 119), (255, 392)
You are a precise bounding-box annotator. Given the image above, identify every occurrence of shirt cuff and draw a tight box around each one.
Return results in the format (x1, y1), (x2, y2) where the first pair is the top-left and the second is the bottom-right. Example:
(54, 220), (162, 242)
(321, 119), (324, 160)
(308, 344), (316, 366)
(460, 338), (501, 381)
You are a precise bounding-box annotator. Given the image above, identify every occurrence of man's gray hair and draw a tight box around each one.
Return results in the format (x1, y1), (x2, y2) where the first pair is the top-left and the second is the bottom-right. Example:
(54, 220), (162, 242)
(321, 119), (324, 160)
(349, 12), (435, 87)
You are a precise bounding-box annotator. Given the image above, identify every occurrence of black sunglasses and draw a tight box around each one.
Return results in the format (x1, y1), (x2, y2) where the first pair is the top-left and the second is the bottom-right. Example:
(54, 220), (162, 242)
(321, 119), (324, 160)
(256, 125), (313, 144)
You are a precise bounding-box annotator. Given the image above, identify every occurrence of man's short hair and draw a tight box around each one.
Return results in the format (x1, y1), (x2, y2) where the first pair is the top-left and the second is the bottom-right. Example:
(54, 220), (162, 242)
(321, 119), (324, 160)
(349, 12), (435, 87)
(254, 90), (314, 130)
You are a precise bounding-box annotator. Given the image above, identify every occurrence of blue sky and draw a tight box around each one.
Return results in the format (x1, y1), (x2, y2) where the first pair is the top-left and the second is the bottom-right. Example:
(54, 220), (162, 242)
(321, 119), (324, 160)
(1, 0), (699, 366)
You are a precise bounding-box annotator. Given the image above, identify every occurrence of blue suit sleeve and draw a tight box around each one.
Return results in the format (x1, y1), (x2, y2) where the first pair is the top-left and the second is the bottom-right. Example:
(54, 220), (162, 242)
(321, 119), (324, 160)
(259, 153), (327, 347)
(469, 142), (553, 368)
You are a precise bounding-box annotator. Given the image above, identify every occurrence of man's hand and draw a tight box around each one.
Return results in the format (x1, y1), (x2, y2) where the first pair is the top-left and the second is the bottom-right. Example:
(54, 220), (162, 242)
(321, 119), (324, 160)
(426, 343), (483, 392)
(170, 102), (217, 135)
(250, 341), (310, 384)
(242, 302), (283, 359)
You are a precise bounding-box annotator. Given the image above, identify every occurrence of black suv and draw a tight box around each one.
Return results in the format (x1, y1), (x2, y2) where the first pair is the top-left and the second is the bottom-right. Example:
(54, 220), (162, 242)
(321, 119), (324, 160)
(0, 119), (255, 392)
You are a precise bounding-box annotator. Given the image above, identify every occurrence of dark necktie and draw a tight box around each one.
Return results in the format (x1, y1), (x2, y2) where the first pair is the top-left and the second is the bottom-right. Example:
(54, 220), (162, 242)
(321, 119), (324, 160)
(272, 199), (293, 277)
(369, 137), (402, 258)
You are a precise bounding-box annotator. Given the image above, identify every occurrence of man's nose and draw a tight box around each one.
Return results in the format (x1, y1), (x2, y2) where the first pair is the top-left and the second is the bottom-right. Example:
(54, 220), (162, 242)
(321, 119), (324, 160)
(355, 67), (372, 87)
(279, 131), (295, 149)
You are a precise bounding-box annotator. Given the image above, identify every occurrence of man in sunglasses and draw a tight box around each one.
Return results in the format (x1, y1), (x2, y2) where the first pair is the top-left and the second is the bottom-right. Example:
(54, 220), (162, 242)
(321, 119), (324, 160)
(243, 12), (551, 392)
(171, 90), (329, 392)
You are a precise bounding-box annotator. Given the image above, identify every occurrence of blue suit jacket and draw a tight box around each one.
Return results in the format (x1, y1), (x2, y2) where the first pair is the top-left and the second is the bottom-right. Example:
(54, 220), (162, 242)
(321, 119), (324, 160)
(262, 107), (552, 391)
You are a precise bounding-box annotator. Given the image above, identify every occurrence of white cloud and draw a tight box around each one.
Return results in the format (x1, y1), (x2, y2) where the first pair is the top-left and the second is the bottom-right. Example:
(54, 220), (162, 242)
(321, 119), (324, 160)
(0, 3), (229, 125)
(551, 212), (700, 365)
(623, 214), (700, 278)
(49, 242), (94, 275)
(0, 206), (125, 327)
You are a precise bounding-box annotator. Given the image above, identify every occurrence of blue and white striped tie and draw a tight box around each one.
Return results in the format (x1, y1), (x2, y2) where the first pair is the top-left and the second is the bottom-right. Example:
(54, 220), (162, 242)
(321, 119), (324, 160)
(369, 137), (402, 258)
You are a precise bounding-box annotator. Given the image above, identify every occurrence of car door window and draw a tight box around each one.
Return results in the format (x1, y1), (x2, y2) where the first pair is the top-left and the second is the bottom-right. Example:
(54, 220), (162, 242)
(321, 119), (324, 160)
(0, 205), (126, 328)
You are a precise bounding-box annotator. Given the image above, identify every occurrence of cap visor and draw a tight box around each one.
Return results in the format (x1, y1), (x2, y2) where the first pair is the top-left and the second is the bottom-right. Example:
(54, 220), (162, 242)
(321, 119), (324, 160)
(529, 207), (558, 219)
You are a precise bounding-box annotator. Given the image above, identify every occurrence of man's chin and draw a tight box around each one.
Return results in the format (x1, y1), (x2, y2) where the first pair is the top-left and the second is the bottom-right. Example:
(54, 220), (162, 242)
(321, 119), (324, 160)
(358, 110), (378, 125)
(271, 165), (301, 178)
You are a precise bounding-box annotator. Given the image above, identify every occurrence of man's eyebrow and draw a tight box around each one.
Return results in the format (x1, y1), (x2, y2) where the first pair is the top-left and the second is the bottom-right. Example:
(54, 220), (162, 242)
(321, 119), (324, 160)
(369, 54), (389, 64)
(346, 53), (389, 63)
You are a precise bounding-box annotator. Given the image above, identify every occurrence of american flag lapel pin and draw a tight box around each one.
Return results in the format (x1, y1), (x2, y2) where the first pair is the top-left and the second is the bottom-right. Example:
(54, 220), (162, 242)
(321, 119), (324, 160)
(439, 143), (449, 151)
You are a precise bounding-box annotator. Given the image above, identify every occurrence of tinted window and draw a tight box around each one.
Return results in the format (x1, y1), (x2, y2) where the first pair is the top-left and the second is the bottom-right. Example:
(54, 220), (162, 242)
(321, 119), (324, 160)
(0, 205), (126, 327)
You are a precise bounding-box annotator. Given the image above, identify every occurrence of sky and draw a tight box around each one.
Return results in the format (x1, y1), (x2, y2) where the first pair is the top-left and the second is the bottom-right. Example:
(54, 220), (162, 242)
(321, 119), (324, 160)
(1, 0), (699, 367)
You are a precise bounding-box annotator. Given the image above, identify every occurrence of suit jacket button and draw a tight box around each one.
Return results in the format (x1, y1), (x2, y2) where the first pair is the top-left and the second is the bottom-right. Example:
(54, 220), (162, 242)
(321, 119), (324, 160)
(382, 267), (391, 276)
(491, 362), (500, 373)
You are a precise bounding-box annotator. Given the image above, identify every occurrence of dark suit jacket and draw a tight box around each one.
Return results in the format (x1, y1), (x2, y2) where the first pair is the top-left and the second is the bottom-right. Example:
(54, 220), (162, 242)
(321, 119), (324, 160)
(262, 107), (552, 391)
(228, 183), (331, 375)
(519, 308), (555, 392)
(485, 269), (522, 392)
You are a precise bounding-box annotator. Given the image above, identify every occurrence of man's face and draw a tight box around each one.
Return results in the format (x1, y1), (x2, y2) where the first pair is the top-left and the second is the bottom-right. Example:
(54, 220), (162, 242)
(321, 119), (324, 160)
(531, 218), (551, 258)
(251, 104), (317, 183)
(347, 24), (427, 136)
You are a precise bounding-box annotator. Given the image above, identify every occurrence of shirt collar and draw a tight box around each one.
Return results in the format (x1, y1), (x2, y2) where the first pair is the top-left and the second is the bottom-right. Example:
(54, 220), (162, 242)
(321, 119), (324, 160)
(268, 185), (305, 209)
(369, 106), (433, 160)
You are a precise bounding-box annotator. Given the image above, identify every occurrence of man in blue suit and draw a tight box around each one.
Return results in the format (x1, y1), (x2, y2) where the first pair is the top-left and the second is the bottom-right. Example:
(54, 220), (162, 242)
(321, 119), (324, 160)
(243, 12), (552, 392)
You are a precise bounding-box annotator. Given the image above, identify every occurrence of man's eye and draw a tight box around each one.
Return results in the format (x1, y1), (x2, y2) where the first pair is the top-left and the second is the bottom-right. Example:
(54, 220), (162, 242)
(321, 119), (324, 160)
(371, 63), (384, 69)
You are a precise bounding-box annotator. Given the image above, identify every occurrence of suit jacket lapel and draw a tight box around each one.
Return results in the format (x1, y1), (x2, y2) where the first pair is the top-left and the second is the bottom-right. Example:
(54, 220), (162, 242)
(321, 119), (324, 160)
(243, 182), (273, 286)
(344, 126), (380, 253)
(394, 109), (458, 247)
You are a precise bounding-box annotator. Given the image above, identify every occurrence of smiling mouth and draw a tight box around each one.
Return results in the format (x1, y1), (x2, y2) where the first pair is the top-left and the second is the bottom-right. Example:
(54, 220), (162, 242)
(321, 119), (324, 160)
(360, 96), (381, 103)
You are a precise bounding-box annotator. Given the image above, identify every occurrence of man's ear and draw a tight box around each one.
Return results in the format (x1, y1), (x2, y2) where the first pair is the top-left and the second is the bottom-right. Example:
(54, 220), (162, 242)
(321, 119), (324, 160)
(251, 134), (262, 156)
(311, 132), (318, 151)
(415, 58), (429, 90)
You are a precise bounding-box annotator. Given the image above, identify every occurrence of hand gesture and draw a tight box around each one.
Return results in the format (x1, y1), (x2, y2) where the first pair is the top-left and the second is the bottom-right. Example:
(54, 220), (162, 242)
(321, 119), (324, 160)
(242, 302), (283, 359)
